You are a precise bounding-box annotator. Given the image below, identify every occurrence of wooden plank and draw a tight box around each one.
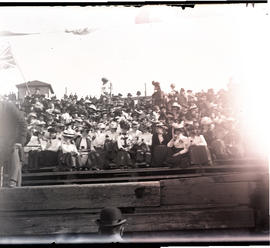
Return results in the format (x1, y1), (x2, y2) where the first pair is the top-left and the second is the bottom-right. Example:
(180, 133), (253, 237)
(22, 162), (268, 178)
(22, 172), (236, 186)
(22, 175), (188, 186)
(161, 177), (252, 206)
(0, 182), (160, 211)
(22, 171), (266, 187)
(125, 207), (255, 232)
(0, 207), (254, 236)
(134, 203), (242, 213)
(211, 172), (266, 183)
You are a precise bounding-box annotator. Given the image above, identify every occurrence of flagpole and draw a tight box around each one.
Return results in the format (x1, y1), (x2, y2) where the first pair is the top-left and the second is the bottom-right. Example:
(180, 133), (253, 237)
(8, 42), (30, 95)
(144, 82), (147, 97)
(109, 81), (112, 98)
(13, 56), (30, 95)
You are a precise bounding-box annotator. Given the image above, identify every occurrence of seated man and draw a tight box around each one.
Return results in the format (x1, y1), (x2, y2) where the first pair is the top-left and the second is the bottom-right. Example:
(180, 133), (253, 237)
(103, 122), (119, 168)
(151, 122), (169, 167)
(75, 127), (102, 170)
(135, 138), (151, 166)
(38, 126), (61, 168)
(165, 123), (190, 168)
(116, 125), (134, 169)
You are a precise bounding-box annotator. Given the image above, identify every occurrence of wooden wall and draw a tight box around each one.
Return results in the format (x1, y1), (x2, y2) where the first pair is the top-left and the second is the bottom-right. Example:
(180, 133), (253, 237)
(0, 171), (268, 236)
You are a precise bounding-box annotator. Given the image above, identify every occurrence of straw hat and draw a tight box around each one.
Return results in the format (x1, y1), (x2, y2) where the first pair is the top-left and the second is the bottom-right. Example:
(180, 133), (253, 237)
(62, 129), (76, 138)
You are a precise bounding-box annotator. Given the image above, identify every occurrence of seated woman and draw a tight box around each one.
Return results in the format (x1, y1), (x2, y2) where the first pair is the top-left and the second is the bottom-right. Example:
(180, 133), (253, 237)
(165, 123), (190, 168)
(187, 125), (213, 166)
(58, 129), (80, 171)
(151, 122), (169, 167)
(75, 127), (103, 170)
(24, 129), (47, 170)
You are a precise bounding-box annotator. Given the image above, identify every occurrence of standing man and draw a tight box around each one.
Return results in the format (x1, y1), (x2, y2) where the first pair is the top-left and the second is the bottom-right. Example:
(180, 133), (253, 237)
(0, 99), (27, 187)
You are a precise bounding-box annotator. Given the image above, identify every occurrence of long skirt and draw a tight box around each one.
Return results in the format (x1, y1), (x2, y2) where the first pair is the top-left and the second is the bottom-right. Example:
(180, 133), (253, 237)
(165, 147), (190, 168)
(151, 145), (168, 167)
(58, 152), (78, 170)
(116, 150), (133, 168)
(189, 145), (212, 166)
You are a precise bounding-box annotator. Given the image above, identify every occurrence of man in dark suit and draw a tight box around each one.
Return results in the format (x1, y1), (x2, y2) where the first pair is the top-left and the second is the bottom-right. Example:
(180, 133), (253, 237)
(0, 99), (27, 187)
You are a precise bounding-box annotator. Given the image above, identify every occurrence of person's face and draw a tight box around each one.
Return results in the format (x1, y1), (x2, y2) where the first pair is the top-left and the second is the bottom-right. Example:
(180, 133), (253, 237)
(183, 108), (188, 115)
(50, 132), (57, 139)
(82, 130), (88, 137)
(174, 129), (181, 136)
(172, 107), (178, 113)
(156, 127), (164, 135)
(167, 117), (173, 125)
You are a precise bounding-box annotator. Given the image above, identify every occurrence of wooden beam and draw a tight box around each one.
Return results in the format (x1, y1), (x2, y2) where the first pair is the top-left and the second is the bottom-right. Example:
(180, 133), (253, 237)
(161, 177), (252, 206)
(0, 207), (254, 236)
(0, 182), (160, 211)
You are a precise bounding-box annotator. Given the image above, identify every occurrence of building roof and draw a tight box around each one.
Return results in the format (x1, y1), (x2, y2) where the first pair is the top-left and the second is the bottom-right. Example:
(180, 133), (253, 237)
(16, 80), (54, 94)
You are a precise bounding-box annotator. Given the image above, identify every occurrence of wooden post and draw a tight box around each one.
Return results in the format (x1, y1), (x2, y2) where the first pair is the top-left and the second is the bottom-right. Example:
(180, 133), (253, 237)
(109, 81), (112, 98)
(0, 165), (3, 188)
(144, 82), (147, 97)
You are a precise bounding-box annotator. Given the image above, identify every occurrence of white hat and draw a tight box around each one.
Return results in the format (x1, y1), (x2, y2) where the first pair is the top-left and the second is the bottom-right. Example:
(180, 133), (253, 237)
(172, 122), (184, 129)
(201, 117), (213, 125)
(172, 102), (181, 109)
(89, 104), (97, 111)
(62, 129), (76, 138)
(184, 120), (193, 126)
(28, 112), (37, 118)
(189, 104), (197, 110)
(98, 123), (106, 129)
(75, 118), (83, 122)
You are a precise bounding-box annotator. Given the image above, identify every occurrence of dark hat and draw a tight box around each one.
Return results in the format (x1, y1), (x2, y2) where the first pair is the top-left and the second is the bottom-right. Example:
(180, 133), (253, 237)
(160, 105), (166, 110)
(136, 91), (141, 96)
(96, 207), (126, 227)
(47, 126), (57, 133)
(101, 77), (109, 84)
(127, 93), (132, 97)
(152, 81), (160, 87)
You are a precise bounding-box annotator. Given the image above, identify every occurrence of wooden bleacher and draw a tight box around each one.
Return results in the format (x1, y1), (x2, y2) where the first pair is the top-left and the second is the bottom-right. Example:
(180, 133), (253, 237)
(0, 158), (268, 237)
(21, 158), (267, 186)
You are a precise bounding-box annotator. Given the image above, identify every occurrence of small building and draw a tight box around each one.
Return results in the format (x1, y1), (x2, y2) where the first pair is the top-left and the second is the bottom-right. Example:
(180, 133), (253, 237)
(16, 80), (54, 101)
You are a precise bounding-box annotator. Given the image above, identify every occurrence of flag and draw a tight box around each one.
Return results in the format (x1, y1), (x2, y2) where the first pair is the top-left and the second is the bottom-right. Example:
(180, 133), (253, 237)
(0, 43), (16, 70)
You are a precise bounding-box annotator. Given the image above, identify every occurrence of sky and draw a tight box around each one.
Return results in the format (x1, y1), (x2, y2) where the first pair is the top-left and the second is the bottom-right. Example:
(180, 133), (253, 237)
(0, 4), (269, 98)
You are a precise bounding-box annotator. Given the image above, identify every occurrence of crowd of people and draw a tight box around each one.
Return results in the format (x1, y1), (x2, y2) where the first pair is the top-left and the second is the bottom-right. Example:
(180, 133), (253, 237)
(3, 79), (247, 172)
